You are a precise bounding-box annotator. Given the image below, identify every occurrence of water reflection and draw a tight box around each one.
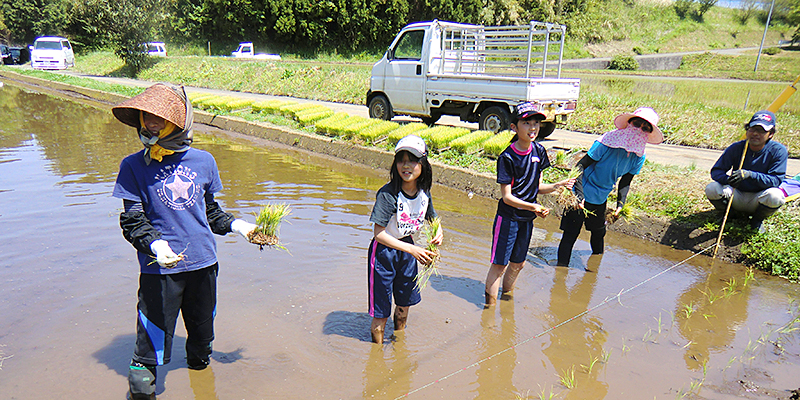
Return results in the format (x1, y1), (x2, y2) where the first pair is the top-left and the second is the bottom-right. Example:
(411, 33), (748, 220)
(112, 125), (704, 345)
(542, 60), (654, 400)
(543, 255), (608, 399)
(475, 298), (518, 399)
(362, 336), (416, 398)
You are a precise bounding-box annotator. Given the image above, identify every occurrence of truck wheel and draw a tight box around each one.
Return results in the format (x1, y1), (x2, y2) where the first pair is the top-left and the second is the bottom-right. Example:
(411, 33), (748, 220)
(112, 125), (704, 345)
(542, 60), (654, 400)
(537, 121), (556, 140)
(479, 106), (510, 133)
(368, 95), (393, 121)
(420, 112), (441, 126)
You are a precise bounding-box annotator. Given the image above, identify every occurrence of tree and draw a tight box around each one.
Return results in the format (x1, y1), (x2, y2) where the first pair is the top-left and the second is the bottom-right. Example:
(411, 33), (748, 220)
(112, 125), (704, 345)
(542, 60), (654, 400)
(107, 0), (158, 75)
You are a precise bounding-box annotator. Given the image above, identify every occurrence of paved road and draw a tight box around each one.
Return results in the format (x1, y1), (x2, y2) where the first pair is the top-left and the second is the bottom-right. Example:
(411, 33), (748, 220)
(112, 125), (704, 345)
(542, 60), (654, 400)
(58, 71), (800, 175)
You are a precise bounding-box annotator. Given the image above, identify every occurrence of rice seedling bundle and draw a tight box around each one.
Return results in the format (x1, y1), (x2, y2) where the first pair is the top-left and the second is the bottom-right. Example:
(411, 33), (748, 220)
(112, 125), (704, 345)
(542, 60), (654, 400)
(315, 113), (359, 135)
(357, 121), (400, 143)
(249, 203), (291, 251)
(220, 98), (254, 112)
(251, 99), (296, 114)
(449, 130), (494, 153)
(556, 166), (583, 211)
(387, 123), (428, 144)
(296, 108), (335, 126)
(415, 217), (442, 290)
(428, 126), (470, 151)
(605, 203), (635, 224)
(482, 130), (516, 157)
(279, 102), (325, 118)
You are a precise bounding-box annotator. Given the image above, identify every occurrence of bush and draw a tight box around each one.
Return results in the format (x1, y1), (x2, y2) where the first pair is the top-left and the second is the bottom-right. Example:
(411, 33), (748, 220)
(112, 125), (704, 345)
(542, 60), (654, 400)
(762, 47), (781, 55)
(608, 55), (639, 71)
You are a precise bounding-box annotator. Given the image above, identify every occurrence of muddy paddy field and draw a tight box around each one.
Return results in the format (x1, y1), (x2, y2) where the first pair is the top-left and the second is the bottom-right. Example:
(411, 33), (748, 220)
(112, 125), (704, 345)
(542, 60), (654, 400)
(1, 81), (800, 399)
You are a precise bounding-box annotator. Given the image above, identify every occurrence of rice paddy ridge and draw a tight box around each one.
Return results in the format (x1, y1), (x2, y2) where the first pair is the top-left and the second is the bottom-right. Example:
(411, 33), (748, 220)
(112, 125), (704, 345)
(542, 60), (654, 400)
(393, 242), (720, 400)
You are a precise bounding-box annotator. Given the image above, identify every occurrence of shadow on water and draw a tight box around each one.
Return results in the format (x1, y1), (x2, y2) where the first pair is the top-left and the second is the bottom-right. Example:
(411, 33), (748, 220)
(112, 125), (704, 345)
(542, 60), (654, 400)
(323, 310), (374, 342)
(430, 274), (486, 308)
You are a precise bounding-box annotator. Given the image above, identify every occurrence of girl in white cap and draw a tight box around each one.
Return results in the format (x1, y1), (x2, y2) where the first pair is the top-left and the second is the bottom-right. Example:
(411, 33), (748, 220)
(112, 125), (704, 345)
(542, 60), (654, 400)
(556, 107), (663, 268)
(367, 135), (443, 344)
(111, 83), (259, 399)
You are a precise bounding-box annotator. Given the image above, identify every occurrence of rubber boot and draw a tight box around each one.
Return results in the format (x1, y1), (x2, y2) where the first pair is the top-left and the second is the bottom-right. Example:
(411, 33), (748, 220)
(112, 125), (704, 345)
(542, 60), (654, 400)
(750, 204), (780, 232)
(128, 360), (157, 400)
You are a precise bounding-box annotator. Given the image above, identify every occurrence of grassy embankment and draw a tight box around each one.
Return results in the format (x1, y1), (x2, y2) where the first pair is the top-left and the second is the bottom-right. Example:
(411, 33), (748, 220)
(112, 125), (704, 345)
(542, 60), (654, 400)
(6, 3), (800, 278)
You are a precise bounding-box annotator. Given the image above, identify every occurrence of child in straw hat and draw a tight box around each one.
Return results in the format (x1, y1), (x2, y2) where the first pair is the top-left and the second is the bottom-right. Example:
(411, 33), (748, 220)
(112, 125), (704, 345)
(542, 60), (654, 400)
(556, 107), (663, 268)
(111, 83), (258, 399)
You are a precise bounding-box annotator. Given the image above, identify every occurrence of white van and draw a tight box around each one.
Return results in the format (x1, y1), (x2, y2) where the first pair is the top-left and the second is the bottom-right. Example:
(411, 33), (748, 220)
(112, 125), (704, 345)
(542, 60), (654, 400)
(147, 42), (167, 57)
(30, 37), (75, 70)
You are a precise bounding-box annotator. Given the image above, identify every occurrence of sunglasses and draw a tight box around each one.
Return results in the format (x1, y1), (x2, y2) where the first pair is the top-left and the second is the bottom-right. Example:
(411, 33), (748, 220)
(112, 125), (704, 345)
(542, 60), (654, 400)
(629, 118), (653, 133)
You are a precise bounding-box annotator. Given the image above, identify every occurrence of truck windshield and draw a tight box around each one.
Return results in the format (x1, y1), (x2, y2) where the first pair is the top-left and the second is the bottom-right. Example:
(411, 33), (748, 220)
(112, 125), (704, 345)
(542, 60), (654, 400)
(392, 30), (424, 60)
(35, 41), (63, 50)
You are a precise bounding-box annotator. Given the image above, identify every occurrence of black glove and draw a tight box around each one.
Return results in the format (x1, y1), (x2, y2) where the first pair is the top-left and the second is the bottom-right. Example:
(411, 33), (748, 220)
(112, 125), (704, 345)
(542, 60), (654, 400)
(728, 169), (752, 187)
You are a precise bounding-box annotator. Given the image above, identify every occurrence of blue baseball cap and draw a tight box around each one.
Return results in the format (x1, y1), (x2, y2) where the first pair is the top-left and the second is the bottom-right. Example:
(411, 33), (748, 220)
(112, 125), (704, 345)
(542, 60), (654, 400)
(748, 110), (776, 131)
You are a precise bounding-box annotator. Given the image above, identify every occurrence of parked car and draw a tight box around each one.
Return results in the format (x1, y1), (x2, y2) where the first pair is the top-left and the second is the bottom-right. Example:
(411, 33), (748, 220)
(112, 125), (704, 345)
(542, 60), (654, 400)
(9, 47), (30, 64)
(0, 44), (11, 65)
(147, 42), (167, 57)
(30, 36), (75, 69)
(231, 42), (281, 60)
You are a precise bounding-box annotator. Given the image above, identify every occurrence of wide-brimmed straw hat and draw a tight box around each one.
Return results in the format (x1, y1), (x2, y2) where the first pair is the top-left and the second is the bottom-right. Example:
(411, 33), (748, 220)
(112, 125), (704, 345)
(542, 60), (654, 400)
(112, 83), (187, 129)
(613, 107), (663, 144)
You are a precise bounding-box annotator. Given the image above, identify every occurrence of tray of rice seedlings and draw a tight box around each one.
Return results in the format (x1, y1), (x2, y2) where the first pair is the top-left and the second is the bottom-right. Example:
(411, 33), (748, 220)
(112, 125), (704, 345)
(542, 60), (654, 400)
(207, 96), (240, 112)
(356, 120), (400, 144)
(314, 112), (353, 136)
(341, 118), (381, 139)
(249, 203), (291, 251)
(387, 122), (428, 145)
(220, 98), (254, 112)
(481, 130), (516, 157)
(279, 102), (323, 118)
(192, 95), (221, 110)
(296, 108), (335, 126)
(449, 130), (494, 154)
(188, 93), (217, 105)
(415, 217), (442, 290)
(321, 115), (365, 137)
(428, 126), (470, 151)
(252, 99), (296, 114)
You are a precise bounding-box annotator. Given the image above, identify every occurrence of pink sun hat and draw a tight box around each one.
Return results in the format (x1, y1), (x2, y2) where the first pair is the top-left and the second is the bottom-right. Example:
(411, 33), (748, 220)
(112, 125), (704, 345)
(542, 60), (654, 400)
(613, 107), (664, 145)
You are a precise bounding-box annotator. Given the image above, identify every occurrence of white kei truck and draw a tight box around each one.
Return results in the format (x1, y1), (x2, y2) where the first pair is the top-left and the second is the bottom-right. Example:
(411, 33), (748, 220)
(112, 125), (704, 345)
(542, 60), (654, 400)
(367, 20), (580, 136)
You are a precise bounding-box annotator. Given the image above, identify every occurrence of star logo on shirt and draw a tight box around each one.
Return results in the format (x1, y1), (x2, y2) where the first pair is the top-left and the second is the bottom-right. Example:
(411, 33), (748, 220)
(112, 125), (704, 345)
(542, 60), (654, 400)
(165, 174), (193, 202)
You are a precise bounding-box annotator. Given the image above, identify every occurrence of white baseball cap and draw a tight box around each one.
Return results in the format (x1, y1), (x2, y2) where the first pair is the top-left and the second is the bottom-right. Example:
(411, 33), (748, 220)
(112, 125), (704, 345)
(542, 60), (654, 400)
(395, 135), (427, 158)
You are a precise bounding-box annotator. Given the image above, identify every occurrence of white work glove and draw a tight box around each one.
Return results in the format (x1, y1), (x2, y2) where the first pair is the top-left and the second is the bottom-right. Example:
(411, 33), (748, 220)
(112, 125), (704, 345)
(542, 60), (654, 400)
(150, 239), (180, 268)
(231, 219), (257, 240)
(722, 186), (733, 199)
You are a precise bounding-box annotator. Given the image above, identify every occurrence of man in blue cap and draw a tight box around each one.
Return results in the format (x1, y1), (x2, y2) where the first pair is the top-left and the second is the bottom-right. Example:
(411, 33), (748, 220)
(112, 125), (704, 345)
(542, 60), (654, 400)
(705, 110), (788, 231)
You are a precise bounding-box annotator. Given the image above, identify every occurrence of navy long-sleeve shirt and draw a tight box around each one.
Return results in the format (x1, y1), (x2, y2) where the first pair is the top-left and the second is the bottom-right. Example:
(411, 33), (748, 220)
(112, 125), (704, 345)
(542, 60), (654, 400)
(710, 139), (787, 192)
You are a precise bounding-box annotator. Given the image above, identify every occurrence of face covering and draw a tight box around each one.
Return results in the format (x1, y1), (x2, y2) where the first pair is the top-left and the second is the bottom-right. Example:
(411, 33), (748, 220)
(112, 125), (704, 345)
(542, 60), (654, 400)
(138, 112), (181, 163)
(598, 126), (649, 157)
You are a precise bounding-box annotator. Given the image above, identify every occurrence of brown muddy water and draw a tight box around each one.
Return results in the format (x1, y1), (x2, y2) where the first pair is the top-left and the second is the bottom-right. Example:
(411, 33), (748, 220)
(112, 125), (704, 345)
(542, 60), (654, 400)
(1, 81), (800, 400)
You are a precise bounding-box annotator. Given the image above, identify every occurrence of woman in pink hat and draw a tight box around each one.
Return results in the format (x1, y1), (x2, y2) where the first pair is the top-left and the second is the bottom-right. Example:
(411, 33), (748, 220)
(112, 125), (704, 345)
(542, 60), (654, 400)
(556, 107), (663, 268)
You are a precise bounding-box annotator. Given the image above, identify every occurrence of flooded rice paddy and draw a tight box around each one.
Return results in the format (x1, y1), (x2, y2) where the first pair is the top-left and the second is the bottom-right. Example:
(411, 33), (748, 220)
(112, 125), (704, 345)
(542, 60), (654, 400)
(1, 81), (800, 399)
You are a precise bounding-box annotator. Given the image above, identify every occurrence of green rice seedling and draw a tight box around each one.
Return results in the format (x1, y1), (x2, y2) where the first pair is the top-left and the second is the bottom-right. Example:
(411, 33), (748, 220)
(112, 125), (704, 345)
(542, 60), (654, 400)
(314, 113), (355, 135)
(654, 313), (664, 334)
(250, 203), (291, 251)
(605, 202), (635, 224)
(721, 277), (737, 298)
(699, 289), (719, 305)
(535, 385), (558, 400)
(481, 130), (516, 157)
(580, 355), (600, 374)
(743, 268), (755, 287)
(428, 126), (470, 151)
(279, 102), (325, 118)
(600, 348), (611, 364)
(556, 167), (585, 213)
(220, 98), (254, 112)
(387, 123), (428, 144)
(557, 366), (576, 389)
(552, 149), (569, 168)
(296, 108), (334, 126)
(449, 130), (494, 154)
(327, 115), (370, 137)
(682, 302), (695, 319)
(340, 118), (381, 139)
(357, 120), (400, 144)
(251, 99), (296, 114)
(415, 217), (442, 290)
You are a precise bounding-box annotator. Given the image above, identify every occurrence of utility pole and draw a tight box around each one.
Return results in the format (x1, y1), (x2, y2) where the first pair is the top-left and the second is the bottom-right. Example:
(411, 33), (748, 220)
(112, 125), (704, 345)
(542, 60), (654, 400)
(754, 0), (776, 72)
